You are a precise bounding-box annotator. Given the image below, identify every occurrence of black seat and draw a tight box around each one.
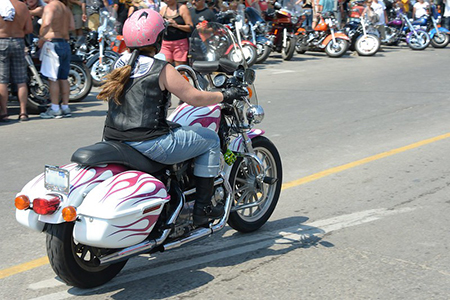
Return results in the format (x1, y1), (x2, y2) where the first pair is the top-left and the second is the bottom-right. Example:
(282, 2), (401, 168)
(71, 141), (167, 174)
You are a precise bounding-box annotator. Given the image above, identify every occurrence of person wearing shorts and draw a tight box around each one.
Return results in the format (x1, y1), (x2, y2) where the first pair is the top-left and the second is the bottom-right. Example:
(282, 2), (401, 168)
(69, 0), (84, 37)
(0, 0), (32, 122)
(39, 0), (75, 119)
(159, 0), (193, 66)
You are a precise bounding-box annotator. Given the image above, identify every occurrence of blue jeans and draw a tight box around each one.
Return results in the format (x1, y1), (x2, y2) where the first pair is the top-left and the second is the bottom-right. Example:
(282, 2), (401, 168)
(51, 39), (71, 80)
(125, 126), (220, 178)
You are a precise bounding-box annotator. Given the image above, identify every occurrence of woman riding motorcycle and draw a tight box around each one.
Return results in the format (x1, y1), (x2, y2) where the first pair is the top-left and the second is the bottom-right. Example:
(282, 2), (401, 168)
(97, 9), (247, 226)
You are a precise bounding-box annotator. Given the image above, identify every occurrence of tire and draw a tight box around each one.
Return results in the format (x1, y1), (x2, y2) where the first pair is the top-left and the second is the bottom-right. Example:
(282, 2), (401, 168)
(90, 54), (118, 87)
(355, 34), (380, 56)
(227, 136), (283, 233)
(46, 222), (127, 288)
(325, 38), (349, 57)
(27, 69), (50, 114)
(407, 30), (430, 50)
(282, 36), (296, 60)
(242, 44), (258, 67)
(69, 61), (92, 102)
(430, 31), (450, 48)
(255, 44), (271, 64)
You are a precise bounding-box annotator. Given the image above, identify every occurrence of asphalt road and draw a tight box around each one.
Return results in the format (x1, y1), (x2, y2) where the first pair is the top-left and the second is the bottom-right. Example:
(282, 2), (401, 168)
(1, 45), (450, 299)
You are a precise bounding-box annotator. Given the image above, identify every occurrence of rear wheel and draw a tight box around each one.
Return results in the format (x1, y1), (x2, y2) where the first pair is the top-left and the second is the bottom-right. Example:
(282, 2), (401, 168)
(228, 136), (283, 233)
(46, 222), (127, 288)
(430, 31), (450, 48)
(325, 38), (349, 57)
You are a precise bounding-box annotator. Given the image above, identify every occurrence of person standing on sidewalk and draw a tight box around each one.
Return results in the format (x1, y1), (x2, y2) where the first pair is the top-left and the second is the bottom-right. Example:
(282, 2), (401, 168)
(39, 0), (75, 119)
(0, 0), (33, 122)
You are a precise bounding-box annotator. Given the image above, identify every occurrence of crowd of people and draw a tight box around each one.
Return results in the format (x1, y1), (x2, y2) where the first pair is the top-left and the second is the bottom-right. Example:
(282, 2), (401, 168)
(1, 0), (450, 123)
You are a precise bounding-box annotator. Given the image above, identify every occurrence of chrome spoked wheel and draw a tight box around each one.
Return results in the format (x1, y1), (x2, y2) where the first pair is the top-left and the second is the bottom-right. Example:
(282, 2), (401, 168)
(228, 136), (282, 233)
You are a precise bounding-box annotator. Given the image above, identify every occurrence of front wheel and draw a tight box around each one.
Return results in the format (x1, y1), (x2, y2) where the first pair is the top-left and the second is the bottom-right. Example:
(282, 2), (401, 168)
(430, 31), (450, 48)
(282, 36), (297, 60)
(255, 44), (271, 64)
(241, 44), (258, 67)
(90, 54), (118, 87)
(69, 62), (92, 102)
(325, 38), (349, 57)
(46, 222), (127, 288)
(407, 30), (430, 50)
(355, 34), (380, 56)
(228, 136), (283, 233)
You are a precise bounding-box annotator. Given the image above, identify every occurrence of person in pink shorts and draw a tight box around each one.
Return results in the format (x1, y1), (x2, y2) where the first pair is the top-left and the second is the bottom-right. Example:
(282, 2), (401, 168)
(160, 0), (193, 66)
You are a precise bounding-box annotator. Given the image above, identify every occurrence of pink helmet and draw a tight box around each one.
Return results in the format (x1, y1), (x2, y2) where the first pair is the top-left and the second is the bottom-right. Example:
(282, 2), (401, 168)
(123, 9), (166, 51)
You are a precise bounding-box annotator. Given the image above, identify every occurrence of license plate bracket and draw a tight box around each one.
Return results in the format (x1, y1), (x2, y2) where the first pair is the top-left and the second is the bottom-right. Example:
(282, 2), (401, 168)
(44, 165), (70, 194)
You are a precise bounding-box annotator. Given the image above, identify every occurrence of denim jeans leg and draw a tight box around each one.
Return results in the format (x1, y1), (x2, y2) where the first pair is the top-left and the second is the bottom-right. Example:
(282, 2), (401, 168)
(126, 126), (220, 178)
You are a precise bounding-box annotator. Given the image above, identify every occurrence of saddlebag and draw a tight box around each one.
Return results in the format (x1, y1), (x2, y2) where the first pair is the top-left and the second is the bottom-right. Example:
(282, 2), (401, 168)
(73, 170), (170, 248)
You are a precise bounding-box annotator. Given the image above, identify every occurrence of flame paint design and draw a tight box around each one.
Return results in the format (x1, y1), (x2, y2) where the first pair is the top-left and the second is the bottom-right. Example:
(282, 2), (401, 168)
(230, 129), (265, 152)
(169, 104), (221, 132)
(68, 164), (127, 197)
(99, 171), (167, 208)
(108, 214), (159, 241)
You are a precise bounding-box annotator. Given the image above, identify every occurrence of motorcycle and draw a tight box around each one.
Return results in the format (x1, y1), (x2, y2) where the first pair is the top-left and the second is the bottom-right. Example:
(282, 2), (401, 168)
(295, 12), (350, 58)
(75, 8), (125, 86)
(217, 6), (258, 67)
(245, 7), (273, 64)
(15, 22), (282, 288)
(411, 5), (450, 48)
(264, 0), (298, 60)
(384, 8), (431, 50)
(343, 16), (381, 56)
(9, 39), (92, 113)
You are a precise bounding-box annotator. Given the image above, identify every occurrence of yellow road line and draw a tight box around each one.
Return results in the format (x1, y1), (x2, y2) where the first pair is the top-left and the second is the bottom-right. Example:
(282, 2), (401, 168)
(2, 132), (450, 280)
(282, 132), (450, 190)
(0, 257), (49, 280)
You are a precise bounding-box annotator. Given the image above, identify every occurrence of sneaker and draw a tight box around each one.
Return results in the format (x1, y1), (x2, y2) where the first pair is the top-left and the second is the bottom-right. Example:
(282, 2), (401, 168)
(61, 107), (72, 117)
(40, 107), (62, 119)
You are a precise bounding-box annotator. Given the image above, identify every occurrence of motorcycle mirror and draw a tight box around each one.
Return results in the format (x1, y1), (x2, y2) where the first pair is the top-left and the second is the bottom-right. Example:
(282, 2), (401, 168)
(274, 2), (282, 9)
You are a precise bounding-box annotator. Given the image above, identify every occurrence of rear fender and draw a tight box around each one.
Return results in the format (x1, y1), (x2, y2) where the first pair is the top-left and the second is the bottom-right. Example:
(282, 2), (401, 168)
(15, 163), (126, 231)
(241, 40), (257, 47)
(73, 171), (170, 248)
(321, 33), (350, 47)
(167, 103), (222, 133)
(229, 129), (265, 153)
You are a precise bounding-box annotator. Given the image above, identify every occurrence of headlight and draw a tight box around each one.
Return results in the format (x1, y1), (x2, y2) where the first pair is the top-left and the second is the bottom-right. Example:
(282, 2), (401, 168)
(291, 16), (298, 24)
(246, 105), (265, 124)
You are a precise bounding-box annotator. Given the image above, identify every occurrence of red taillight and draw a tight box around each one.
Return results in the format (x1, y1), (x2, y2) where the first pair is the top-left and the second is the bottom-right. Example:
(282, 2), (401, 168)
(33, 196), (61, 215)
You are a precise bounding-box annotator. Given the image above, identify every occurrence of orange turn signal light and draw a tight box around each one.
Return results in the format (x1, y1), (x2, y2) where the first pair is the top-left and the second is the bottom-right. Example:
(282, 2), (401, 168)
(62, 206), (77, 222)
(15, 195), (30, 210)
(247, 87), (253, 98)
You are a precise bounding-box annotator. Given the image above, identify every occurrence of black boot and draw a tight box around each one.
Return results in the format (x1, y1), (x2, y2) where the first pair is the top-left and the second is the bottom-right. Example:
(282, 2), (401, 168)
(193, 176), (224, 226)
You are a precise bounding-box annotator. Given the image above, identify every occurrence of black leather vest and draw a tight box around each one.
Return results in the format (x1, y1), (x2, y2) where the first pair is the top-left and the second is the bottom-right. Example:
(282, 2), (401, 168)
(104, 58), (178, 142)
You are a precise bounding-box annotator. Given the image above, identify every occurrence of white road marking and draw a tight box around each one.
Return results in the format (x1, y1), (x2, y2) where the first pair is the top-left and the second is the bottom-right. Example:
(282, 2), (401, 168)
(28, 207), (416, 299)
(270, 69), (295, 75)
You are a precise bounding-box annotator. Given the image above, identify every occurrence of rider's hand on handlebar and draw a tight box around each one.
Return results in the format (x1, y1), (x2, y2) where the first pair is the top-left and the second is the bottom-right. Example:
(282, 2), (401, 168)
(221, 87), (249, 104)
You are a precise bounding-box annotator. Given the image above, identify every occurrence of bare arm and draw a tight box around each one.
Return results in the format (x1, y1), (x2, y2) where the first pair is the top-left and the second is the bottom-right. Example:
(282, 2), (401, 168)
(159, 64), (223, 107)
(29, 6), (44, 18)
(39, 6), (54, 38)
(178, 5), (194, 33)
(23, 9), (33, 35)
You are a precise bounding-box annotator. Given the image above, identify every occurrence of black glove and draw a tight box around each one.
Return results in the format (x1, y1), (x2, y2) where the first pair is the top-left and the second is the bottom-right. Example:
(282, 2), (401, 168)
(221, 87), (249, 104)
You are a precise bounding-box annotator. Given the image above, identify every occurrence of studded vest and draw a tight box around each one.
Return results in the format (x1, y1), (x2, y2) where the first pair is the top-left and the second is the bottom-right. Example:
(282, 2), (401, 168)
(103, 57), (179, 142)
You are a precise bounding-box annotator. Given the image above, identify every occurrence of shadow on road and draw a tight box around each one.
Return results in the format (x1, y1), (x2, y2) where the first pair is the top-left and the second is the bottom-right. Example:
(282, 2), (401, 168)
(64, 216), (334, 299)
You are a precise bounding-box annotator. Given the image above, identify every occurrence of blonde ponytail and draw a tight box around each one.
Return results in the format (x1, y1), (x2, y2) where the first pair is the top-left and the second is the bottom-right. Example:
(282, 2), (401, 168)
(97, 65), (133, 105)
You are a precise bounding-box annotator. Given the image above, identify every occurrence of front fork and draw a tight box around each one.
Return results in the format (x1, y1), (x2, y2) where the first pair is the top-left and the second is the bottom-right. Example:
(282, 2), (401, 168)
(25, 54), (46, 89)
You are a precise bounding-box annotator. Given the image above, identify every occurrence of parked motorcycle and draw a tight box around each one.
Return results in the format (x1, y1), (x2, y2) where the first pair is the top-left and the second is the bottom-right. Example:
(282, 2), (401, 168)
(75, 9), (125, 86)
(384, 8), (431, 50)
(343, 16), (380, 56)
(411, 5), (450, 48)
(15, 22), (282, 288)
(264, 0), (298, 60)
(245, 7), (273, 64)
(295, 12), (350, 58)
(13, 39), (92, 113)
(218, 7), (258, 67)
